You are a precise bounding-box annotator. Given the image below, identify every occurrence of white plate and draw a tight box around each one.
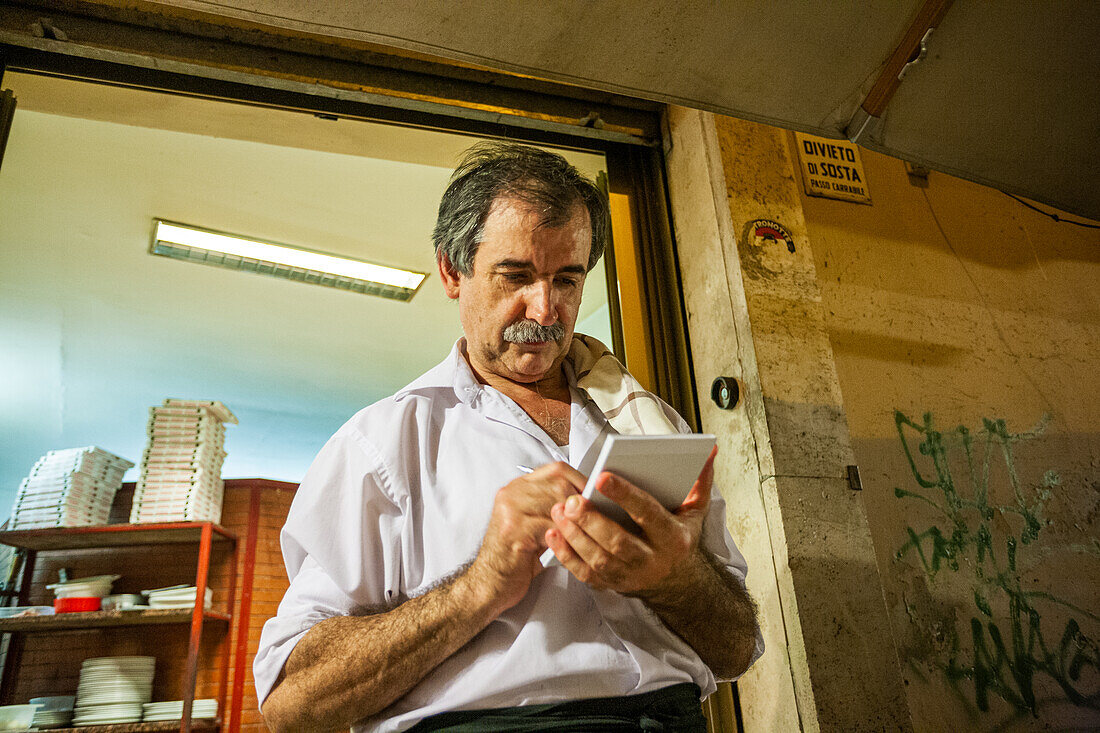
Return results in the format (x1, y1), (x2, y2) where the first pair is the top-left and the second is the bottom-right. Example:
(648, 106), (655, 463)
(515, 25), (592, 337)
(77, 687), (152, 695)
(77, 685), (152, 694)
(148, 600), (212, 609)
(144, 699), (216, 708)
(77, 695), (151, 706)
(77, 677), (152, 686)
(146, 586), (202, 597)
(49, 575), (119, 590)
(72, 699), (144, 708)
(78, 673), (154, 682)
(82, 655), (155, 665)
(143, 699), (217, 708)
(77, 677), (153, 687)
(77, 687), (152, 697)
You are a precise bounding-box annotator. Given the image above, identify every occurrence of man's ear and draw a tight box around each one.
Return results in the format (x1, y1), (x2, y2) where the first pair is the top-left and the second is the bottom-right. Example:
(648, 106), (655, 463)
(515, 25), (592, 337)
(438, 254), (462, 300)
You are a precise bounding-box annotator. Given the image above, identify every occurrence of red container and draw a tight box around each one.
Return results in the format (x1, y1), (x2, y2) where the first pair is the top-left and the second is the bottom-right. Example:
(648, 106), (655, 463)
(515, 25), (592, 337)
(54, 597), (101, 613)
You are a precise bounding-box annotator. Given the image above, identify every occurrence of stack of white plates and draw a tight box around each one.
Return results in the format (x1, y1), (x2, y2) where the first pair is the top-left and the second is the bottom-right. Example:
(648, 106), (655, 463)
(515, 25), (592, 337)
(130, 399), (237, 524)
(9, 447), (133, 529)
(144, 585), (213, 610)
(143, 698), (218, 722)
(72, 656), (154, 725)
(29, 695), (75, 729)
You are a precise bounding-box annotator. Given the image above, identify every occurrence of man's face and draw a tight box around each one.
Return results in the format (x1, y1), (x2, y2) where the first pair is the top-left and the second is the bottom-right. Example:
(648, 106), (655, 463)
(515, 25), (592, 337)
(440, 196), (591, 385)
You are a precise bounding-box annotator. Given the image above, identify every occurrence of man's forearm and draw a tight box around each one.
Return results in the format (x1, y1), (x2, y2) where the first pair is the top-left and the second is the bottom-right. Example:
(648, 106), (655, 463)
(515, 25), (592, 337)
(262, 569), (499, 732)
(633, 549), (758, 679)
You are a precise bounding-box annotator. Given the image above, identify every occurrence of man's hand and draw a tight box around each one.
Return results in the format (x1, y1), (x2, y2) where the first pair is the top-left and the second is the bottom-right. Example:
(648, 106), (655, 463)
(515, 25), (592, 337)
(467, 461), (586, 613)
(545, 447), (717, 595)
(264, 461), (587, 731)
(545, 447), (758, 679)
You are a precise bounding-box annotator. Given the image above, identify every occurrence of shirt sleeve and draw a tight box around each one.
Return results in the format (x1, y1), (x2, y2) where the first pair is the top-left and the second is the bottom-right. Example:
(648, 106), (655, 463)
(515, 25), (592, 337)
(253, 423), (406, 704)
(659, 396), (766, 678)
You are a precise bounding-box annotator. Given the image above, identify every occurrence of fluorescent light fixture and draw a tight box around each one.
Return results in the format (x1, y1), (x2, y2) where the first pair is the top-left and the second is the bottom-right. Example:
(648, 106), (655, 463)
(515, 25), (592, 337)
(150, 220), (426, 301)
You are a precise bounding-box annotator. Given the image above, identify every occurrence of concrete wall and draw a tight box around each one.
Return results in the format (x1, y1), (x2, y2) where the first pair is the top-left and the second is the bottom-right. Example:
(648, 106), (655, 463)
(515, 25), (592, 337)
(666, 108), (912, 732)
(664, 104), (1100, 730)
(668, 106), (1099, 731)
(800, 145), (1100, 730)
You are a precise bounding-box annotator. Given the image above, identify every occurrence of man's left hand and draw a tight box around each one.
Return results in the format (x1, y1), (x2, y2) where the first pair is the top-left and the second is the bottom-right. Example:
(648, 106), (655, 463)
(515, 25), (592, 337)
(545, 447), (717, 595)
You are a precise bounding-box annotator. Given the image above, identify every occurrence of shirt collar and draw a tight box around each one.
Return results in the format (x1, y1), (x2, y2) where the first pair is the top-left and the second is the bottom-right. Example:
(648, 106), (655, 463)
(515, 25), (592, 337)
(394, 339), (481, 405)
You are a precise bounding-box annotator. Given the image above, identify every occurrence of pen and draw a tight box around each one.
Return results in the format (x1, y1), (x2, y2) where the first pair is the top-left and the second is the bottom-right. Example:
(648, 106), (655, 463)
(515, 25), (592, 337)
(516, 465), (534, 474)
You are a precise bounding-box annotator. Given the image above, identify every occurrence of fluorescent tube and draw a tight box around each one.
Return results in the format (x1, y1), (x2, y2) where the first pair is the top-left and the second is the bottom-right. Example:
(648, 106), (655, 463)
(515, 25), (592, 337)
(151, 220), (426, 301)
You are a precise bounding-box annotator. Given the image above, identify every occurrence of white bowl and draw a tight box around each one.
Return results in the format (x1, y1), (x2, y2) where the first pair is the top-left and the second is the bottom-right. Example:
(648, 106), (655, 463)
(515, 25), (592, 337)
(48, 575), (120, 599)
(101, 594), (143, 611)
(28, 696), (74, 712)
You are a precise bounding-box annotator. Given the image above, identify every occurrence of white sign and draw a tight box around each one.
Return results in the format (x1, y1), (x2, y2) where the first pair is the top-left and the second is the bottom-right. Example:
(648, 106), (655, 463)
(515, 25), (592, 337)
(795, 133), (871, 204)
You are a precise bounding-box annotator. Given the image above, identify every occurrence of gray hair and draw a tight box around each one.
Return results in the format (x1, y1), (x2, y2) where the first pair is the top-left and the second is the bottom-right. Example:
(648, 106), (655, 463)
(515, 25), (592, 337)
(432, 142), (609, 275)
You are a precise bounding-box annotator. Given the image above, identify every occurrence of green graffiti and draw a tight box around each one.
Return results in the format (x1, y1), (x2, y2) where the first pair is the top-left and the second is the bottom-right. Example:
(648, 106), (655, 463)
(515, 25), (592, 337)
(893, 411), (1099, 717)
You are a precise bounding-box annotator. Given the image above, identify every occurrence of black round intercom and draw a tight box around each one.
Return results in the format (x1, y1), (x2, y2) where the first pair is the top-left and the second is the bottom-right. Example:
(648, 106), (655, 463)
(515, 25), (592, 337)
(710, 377), (740, 410)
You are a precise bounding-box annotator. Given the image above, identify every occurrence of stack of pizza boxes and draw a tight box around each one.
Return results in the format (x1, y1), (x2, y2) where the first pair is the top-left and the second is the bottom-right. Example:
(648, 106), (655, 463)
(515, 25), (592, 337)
(130, 399), (236, 524)
(9, 447), (133, 529)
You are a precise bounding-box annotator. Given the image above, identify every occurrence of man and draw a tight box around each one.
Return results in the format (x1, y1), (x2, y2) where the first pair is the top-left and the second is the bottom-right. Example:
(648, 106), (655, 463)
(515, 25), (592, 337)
(256, 142), (761, 732)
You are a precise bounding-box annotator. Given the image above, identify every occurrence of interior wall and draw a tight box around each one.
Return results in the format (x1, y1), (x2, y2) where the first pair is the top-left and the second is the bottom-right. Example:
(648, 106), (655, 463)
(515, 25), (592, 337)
(0, 106), (455, 496)
(0, 79), (613, 508)
(799, 144), (1100, 730)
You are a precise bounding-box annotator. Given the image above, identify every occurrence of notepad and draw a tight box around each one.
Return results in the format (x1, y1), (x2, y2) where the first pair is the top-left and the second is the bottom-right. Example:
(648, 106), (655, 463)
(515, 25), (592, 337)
(540, 433), (716, 567)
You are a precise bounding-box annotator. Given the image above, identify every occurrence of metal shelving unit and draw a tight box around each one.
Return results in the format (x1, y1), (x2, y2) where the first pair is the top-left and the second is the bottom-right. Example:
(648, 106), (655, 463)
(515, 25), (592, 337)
(0, 522), (237, 733)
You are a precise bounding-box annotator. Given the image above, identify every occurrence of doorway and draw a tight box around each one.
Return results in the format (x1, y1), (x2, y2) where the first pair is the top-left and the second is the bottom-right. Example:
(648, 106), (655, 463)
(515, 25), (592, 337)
(0, 71), (616, 494)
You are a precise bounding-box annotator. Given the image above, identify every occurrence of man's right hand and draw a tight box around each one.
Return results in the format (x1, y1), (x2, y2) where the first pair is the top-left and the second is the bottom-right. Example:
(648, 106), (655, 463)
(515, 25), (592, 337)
(264, 461), (586, 732)
(466, 461), (585, 613)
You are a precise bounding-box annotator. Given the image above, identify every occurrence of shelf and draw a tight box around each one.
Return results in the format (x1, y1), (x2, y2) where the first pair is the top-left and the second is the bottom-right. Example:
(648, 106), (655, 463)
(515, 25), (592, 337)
(0, 521), (238, 722)
(0, 608), (230, 632)
(0, 523), (236, 551)
(45, 720), (218, 732)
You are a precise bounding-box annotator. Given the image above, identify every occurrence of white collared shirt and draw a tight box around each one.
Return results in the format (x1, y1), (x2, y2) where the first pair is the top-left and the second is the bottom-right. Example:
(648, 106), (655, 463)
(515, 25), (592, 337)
(254, 340), (756, 732)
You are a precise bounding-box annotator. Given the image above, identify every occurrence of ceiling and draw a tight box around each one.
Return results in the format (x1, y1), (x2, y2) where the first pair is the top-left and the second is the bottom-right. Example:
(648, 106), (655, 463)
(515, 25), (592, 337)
(5, 70), (613, 335)
(136, 0), (1099, 220)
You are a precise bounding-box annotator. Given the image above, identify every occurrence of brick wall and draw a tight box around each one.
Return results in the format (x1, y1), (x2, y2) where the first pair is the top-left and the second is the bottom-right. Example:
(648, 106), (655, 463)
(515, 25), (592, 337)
(3, 479), (297, 732)
(227, 482), (296, 733)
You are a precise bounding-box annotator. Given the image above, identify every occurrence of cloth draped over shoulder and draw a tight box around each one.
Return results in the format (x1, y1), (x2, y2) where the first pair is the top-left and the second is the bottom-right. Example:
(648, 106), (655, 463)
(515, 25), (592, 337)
(568, 334), (679, 436)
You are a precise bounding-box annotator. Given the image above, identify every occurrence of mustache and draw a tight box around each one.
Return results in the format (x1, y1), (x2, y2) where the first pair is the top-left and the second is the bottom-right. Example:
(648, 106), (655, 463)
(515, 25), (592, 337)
(503, 320), (566, 344)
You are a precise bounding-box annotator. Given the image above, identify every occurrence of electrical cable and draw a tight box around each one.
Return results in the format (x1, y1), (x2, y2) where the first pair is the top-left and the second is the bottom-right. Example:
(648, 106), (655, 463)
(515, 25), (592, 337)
(921, 188), (1055, 412)
(1003, 193), (1100, 230)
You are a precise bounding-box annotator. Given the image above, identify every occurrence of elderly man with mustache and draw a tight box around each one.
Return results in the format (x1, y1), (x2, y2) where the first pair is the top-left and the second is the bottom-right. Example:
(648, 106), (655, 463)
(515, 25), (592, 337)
(256, 143), (761, 732)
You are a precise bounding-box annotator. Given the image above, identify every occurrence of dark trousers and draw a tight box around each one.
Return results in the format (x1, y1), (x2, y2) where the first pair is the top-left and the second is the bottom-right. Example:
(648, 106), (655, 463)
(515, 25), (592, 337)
(407, 682), (706, 732)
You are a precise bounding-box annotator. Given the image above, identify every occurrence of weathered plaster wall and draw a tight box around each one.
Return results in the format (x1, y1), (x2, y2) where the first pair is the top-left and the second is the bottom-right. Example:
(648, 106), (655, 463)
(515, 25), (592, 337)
(666, 108), (912, 731)
(799, 144), (1100, 730)
(664, 107), (803, 732)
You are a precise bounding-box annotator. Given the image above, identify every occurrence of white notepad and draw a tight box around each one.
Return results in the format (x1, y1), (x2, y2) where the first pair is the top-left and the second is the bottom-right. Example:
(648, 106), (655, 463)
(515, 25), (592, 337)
(540, 433), (716, 567)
